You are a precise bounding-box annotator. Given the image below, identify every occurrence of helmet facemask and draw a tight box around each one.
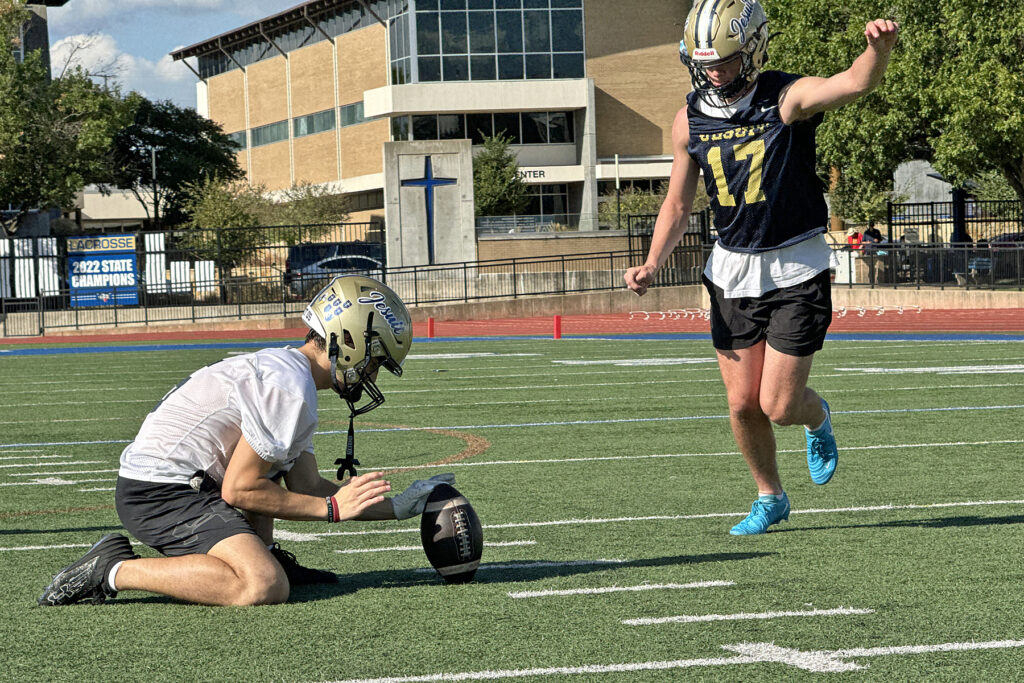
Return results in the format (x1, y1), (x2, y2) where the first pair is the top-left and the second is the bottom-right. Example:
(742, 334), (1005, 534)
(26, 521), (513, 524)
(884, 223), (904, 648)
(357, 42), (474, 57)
(329, 312), (404, 417)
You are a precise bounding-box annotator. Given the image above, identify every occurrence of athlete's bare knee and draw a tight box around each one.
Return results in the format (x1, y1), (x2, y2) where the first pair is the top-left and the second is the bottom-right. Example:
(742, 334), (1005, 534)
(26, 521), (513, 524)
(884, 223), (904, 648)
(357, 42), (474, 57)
(729, 398), (765, 424)
(232, 573), (289, 606)
(761, 397), (800, 426)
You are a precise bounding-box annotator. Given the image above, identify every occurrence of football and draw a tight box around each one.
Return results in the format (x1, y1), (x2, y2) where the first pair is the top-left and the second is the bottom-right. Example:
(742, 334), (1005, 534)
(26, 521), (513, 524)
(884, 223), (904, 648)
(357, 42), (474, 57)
(419, 483), (483, 584)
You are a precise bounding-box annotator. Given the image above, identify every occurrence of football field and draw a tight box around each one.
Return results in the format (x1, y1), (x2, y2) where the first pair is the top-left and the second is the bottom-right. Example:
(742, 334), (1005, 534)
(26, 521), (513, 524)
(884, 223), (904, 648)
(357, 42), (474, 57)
(2, 332), (1024, 681)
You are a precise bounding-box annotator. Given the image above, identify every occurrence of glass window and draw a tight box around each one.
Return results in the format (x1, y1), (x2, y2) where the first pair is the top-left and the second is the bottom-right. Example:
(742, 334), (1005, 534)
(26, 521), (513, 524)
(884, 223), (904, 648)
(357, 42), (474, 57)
(551, 0), (581, 6)
(466, 113), (493, 144)
(441, 11), (468, 53)
(441, 0), (466, 8)
(443, 55), (470, 80)
(418, 56), (442, 81)
(227, 131), (246, 148)
(392, 57), (411, 85)
(294, 108), (336, 137)
(552, 52), (584, 78)
(413, 115), (438, 140)
(391, 116), (410, 141)
(523, 0), (548, 7)
(547, 111), (573, 143)
(251, 121), (288, 147)
(416, 12), (440, 54)
(340, 102), (364, 127)
(470, 54), (497, 79)
(417, 0), (439, 9)
(525, 53), (551, 79)
(496, 0), (520, 7)
(498, 53), (523, 78)
(438, 114), (466, 139)
(521, 112), (547, 144)
(550, 10), (583, 51)
(493, 112), (520, 143)
(468, 0), (494, 7)
(523, 11), (550, 52)
(495, 11), (523, 52)
(468, 11), (496, 53)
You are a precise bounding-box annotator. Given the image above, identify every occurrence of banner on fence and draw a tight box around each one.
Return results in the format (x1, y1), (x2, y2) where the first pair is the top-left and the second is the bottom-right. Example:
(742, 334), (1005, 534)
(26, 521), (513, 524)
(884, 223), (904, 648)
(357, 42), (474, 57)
(67, 234), (139, 307)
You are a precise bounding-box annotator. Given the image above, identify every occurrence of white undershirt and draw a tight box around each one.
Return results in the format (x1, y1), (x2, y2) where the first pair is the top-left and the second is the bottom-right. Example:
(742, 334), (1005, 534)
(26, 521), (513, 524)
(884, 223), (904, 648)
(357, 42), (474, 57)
(694, 88), (837, 298)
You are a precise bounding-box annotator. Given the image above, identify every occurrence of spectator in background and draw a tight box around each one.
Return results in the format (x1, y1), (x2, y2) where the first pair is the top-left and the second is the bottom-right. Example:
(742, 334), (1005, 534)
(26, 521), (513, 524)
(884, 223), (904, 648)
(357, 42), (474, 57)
(847, 227), (864, 250)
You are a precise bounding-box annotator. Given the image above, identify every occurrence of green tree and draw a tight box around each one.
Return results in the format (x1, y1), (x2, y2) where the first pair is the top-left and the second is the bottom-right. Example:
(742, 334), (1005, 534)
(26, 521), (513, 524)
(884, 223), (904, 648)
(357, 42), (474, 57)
(273, 179), (351, 243)
(598, 181), (710, 230)
(177, 176), (274, 271)
(106, 97), (243, 228)
(0, 2), (135, 234)
(472, 133), (531, 216)
(767, 0), (1024, 210)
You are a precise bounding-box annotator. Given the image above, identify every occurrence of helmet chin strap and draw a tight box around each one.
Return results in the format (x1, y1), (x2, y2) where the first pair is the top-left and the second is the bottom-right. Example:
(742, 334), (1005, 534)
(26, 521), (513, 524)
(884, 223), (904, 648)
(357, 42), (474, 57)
(328, 332), (361, 480)
(327, 316), (388, 479)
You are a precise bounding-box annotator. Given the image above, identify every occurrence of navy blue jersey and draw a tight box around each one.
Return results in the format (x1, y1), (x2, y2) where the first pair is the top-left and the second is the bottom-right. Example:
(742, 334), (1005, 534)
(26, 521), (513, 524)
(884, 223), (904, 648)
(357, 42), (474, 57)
(687, 71), (827, 253)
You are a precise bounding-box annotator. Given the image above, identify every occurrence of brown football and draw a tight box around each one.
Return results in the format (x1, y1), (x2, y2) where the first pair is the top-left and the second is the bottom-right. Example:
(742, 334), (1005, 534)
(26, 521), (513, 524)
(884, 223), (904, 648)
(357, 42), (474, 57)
(419, 483), (483, 584)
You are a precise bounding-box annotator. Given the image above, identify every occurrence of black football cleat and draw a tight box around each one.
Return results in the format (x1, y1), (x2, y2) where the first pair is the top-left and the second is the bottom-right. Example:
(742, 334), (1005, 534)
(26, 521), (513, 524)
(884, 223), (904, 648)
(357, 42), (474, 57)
(269, 543), (338, 585)
(38, 534), (139, 606)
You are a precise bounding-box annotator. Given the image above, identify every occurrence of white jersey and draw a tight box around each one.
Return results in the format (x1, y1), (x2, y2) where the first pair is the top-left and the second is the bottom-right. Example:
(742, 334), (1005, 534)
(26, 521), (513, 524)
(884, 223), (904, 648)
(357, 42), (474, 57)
(694, 90), (837, 298)
(119, 347), (319, 485)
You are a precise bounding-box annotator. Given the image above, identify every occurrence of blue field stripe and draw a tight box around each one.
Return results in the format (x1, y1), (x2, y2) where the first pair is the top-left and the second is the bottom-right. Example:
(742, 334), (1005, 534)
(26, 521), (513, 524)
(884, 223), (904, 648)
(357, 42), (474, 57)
(2, 331), (1022, 356)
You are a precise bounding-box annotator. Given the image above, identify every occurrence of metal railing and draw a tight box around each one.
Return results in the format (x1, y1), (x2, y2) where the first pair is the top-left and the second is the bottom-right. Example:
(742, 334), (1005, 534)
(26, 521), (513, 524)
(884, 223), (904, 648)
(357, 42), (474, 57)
(2, 229), (1022, 337)
(887, 199), (1023, 243)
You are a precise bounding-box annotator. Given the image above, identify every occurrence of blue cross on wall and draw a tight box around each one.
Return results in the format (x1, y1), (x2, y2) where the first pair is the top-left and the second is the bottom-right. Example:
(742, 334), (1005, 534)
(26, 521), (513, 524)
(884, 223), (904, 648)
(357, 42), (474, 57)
(401, 156), (457, 265)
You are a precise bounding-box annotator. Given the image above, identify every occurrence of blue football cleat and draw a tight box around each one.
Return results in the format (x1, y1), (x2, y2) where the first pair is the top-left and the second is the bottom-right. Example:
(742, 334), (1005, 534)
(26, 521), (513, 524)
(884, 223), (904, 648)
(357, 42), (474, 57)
(730, 493), (790, 535)
(806, 398), (838, 485)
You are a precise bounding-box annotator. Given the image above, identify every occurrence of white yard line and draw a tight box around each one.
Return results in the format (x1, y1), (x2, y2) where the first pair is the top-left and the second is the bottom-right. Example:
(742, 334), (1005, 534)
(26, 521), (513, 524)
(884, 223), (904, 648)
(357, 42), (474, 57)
(508, 581), (734, 599)
(413, 559), (626, 573)
(622, 607), (874, 626)
(321, 639), (1024, 682)
(336, 541), (535, 555)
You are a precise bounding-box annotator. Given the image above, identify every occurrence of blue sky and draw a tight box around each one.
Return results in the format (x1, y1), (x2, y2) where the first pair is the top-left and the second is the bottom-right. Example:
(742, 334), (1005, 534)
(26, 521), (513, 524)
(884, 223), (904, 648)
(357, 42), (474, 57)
(47, 0), (290, 109)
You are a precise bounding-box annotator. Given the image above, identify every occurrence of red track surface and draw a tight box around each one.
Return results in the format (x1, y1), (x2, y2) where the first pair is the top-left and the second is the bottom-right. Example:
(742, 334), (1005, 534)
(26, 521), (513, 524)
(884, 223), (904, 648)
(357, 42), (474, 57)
(2, 308), (1023, 345)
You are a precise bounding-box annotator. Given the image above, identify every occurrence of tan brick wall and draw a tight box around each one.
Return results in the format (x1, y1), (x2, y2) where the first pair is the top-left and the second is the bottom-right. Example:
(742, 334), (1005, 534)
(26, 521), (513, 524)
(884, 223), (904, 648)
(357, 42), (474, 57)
(340, 119), (389, 178)
(293, 132), (338, 185)
(249, 142), (291, 191)
(247, 56), (288, 128)
(585, 0), (691, 157)
(478, 234), (629, 261)
(290, 41), (336, 118)
(337, 25), (387, 104)
(348, 208), (385, 224)
(207, 69), (246, 134)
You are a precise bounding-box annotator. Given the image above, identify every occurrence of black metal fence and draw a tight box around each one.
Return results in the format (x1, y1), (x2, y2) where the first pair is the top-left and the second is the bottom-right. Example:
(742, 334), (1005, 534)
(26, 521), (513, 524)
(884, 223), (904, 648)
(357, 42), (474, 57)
(2, 209), (1022, 337)
(887, 199), (1023, 244)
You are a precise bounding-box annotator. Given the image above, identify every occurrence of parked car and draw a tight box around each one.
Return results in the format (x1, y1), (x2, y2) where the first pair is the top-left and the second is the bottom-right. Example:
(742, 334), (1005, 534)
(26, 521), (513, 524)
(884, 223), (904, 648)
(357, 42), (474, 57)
(985, 232), (1024, 281)
(283, 241), (384, 297)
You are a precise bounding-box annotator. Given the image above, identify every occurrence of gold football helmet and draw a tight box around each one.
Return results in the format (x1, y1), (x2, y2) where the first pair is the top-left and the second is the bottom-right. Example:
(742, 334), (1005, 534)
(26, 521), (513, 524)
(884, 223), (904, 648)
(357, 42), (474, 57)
(303, 275), (412, 415)
(680, 0), (771, 104)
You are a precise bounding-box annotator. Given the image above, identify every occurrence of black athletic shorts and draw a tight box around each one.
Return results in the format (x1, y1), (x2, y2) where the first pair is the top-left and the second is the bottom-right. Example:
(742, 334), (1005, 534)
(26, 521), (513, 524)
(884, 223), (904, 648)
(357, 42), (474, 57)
(703, 269), (833, 356)
(115, 474), (256, 557)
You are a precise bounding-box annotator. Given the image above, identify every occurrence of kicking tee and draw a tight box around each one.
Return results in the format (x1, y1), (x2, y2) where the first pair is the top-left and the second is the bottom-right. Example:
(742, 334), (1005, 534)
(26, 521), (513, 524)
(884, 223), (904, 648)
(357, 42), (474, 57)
(119, 347), (318, 485)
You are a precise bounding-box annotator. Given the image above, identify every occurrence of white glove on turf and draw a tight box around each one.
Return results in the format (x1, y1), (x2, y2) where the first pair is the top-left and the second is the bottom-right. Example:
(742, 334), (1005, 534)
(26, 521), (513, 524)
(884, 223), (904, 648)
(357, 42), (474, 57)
(391, 473), (456, 520)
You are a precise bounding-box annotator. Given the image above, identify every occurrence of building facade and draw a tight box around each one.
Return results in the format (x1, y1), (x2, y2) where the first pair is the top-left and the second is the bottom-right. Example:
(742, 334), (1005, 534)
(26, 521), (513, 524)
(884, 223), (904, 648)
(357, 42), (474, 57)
(171, 0), (689, 229)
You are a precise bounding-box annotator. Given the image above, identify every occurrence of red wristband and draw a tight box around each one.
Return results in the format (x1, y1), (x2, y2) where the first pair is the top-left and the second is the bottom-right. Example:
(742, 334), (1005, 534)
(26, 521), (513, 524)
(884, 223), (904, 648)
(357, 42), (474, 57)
(326, 495), (340, 523)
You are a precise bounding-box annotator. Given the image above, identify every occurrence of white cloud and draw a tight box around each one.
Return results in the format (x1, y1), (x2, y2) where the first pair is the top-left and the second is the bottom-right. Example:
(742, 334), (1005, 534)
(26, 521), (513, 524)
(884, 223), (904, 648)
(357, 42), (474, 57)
(48, 0), (229, 26)
(51, 33), (199, 108)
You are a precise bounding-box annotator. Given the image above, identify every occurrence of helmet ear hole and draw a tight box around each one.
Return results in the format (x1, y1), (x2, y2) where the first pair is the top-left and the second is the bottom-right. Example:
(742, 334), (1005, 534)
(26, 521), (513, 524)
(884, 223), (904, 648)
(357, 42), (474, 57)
(343, 329), (356, 349)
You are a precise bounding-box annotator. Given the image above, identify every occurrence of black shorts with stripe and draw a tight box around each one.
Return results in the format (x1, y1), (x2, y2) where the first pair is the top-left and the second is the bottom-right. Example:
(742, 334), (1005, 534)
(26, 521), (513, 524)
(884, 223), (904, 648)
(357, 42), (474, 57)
(702, 269), (832, 357)
(115, 475), (256, 556)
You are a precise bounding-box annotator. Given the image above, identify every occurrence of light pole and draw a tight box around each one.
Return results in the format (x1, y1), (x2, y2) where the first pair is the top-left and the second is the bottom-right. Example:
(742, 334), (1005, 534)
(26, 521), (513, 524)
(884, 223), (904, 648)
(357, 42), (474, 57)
(149, 146), (160, 230)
